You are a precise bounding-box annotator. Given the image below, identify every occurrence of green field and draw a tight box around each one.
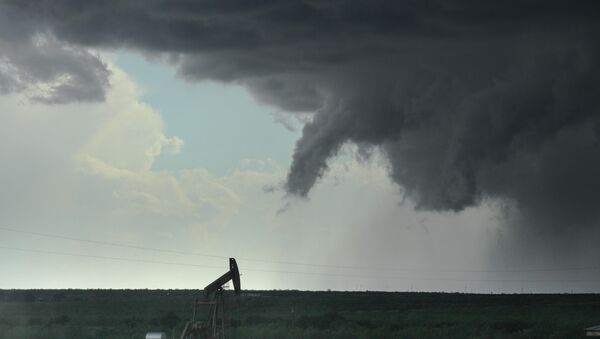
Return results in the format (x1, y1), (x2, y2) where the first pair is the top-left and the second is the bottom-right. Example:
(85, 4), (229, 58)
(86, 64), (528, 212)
(1, 290), (599, 338)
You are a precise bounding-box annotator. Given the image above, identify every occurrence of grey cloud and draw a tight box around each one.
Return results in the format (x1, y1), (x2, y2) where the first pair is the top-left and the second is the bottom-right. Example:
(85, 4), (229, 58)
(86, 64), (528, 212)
(0, 3), (109, 104)
(246, 76), (323, 112)
(270, 111), (298, 132)
(5, 0), (600, 226)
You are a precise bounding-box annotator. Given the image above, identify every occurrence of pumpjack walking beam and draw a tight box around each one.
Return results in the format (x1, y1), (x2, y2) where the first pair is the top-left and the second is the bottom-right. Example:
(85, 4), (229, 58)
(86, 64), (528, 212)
(204, 258), (241, 298)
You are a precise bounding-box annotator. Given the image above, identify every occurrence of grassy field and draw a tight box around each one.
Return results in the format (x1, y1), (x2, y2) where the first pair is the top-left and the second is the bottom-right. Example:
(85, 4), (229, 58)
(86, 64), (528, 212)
(0, 290), (599, 338)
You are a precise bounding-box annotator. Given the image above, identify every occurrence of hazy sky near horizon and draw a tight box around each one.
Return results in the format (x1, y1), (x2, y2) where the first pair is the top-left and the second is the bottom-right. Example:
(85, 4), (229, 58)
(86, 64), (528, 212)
(1, 1), (600, 293)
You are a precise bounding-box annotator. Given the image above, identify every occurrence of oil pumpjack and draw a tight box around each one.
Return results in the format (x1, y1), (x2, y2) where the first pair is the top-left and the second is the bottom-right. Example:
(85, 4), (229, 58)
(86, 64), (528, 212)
(173, 258), (241, 339)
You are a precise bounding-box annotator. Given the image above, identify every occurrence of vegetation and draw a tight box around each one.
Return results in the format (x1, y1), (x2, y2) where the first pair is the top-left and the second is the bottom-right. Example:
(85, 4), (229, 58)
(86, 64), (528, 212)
(1, 290), (599, 338)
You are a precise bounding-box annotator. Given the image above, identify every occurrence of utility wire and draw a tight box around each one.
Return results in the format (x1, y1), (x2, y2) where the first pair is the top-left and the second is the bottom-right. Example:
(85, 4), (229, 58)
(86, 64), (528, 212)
(0, 226), (398, 271)
(2, 226), (600, 273)
(1, 245), (600, 284)
(0, 245), (224, 270)
(0, 226), (228, 260)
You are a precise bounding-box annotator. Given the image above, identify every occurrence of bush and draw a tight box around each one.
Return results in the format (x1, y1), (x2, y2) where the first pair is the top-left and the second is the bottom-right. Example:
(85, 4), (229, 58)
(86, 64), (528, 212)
(27, 318), (43, 326)
(159, 311), (180, 329)
(296, 311), (344, 330)
(48, 315), (70, 326)
(491, 320), (532, 333)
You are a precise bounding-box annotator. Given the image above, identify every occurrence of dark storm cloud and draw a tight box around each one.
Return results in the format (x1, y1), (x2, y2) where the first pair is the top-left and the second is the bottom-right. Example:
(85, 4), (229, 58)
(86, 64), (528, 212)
(0, 2), (109, 103)
(5, 0), (600, 225)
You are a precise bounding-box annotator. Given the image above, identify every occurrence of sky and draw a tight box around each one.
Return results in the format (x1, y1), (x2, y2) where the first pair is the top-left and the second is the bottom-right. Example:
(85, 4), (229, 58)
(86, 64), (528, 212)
(1, 1), (600, 293)
(114, 53), (300, 174)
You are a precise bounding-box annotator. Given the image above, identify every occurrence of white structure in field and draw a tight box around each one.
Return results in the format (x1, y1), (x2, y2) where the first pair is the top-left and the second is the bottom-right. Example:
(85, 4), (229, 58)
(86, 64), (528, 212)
(586, 325), (600, 337)
(146, 332), (167, 339)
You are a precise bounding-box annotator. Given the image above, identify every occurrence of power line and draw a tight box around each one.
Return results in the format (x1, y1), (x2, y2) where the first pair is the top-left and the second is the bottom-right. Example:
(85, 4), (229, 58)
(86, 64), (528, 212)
(1, 245), (600, 284)
(0, 226), (227, 260)
(1, 226), (362, 269)
(0, 245), (224, 270)
(2, 225), (600, 273)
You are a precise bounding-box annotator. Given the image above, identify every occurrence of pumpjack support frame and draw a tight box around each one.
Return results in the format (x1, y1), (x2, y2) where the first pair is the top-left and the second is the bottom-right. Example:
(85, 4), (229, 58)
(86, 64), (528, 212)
(180, 258), (241, 339)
